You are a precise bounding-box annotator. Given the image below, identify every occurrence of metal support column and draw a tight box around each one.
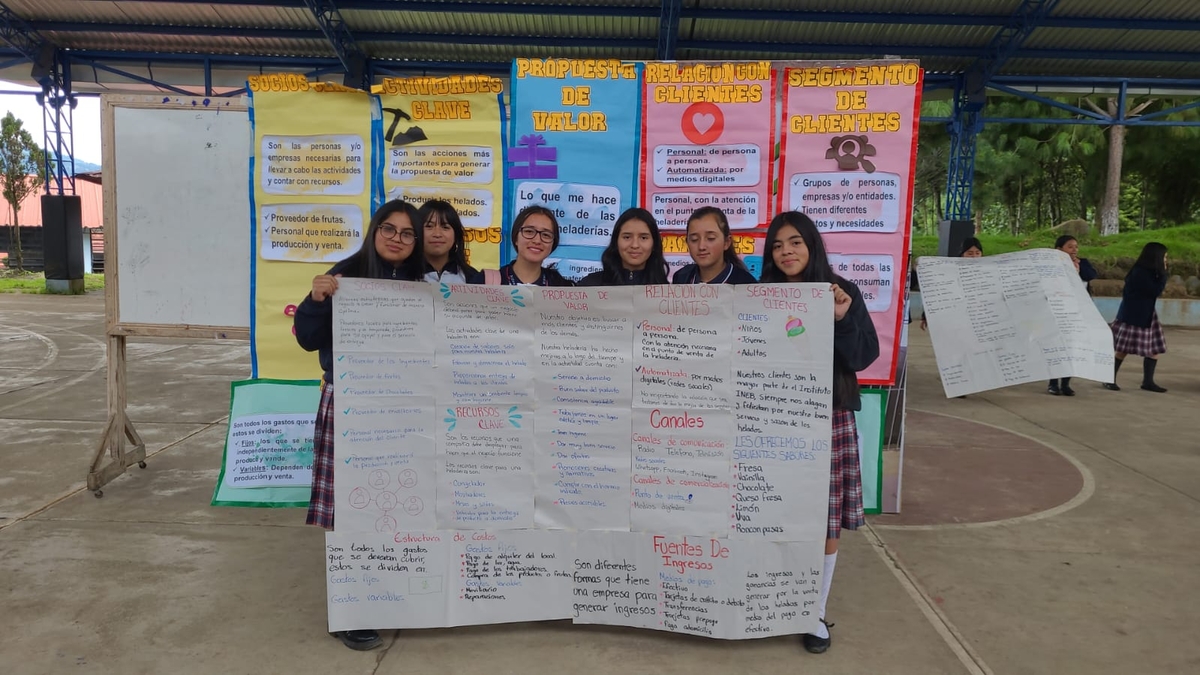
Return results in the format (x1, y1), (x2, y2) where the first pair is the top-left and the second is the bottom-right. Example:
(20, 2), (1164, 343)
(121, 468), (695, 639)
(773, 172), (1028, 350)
(37, 49), (75, 195)
(943, 0), (1061, 221)
(303, 0), (369, 89)
(657, 0), (683, 60)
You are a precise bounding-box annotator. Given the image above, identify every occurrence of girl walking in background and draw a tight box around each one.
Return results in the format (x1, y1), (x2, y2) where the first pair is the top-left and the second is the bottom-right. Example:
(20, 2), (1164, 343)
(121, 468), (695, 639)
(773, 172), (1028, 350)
(1105, 242), (1170, 393)
(293, 199), (425, 651)
(760, 211), (880, 655)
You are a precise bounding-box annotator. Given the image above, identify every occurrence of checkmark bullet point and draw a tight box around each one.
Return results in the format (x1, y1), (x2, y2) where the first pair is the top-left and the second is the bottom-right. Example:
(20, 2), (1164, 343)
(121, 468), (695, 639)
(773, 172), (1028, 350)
(635, 366), (642, 373)
(337, 355), (345, 361)
(342, 430), (350, 437)
(343, 387), (350, 394)
(339, 372), (348, 379)
(344, 457), (352, 464)
(343, 407), (351, 415)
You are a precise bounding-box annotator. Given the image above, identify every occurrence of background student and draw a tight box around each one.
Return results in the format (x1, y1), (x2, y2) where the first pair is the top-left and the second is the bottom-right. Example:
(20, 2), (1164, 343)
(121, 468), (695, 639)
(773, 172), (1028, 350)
(1105, 242), (1170, 393)
(671, 206), (756, 285)
(759, 211), (880, 655)
(1049, 235), (1097, 396)
(292, 199), (425, 652)
(577, 207), (670, 286)
(469, 205), (573, 286)
(419, 199), (477, 284)
(919, 236), (983, 331)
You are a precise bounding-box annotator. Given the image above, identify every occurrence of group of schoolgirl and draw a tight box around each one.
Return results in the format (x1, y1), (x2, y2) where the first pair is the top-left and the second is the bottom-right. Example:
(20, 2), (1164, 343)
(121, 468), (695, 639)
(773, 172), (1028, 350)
(294, 198), (880, 655)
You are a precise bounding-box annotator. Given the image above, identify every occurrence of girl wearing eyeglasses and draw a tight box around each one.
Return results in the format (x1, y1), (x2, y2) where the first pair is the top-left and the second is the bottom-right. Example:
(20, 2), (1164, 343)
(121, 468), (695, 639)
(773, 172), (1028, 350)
(759, 211), (880, 655)
(671, 206), (757, 285)
(418, 199), (478, 284)
(292, 199), (425, 652)
(577, 207), (670, 286)
(469, 204), (573, 286)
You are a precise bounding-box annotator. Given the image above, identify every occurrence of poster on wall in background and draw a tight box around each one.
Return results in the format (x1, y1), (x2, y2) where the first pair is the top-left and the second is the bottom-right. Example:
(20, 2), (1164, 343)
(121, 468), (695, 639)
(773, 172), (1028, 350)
(374, 76), (507, 270)
(211, 378), (321, 507)
(506, 59), (643, 279)
(642, 61), (776, 279)
(779, 61), (923, 386)
(249, 78), (377, 380)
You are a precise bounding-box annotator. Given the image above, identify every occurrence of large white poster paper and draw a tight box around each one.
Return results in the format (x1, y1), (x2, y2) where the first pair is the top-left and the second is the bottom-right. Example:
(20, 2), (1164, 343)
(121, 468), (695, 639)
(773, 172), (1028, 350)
(918, 249), (1115, 397)
(328, 281), (837, 639)
(334, 281), (436, 533)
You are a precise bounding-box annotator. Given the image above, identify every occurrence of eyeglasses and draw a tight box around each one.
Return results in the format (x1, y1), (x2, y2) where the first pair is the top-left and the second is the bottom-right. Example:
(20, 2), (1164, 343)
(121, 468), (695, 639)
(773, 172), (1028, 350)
(518, 227), (554, 243)
(378, 224), (416, 243)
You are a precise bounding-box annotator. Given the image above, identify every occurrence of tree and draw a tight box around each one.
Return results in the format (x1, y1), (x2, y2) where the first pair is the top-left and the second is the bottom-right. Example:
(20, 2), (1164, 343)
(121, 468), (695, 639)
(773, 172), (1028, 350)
(1086, 97), (1156, 236)
(0, 112), (46, 272)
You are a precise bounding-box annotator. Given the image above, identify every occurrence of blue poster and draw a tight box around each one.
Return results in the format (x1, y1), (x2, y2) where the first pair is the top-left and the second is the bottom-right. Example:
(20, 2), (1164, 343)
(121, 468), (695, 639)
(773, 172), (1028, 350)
(505, 58), (643, 278)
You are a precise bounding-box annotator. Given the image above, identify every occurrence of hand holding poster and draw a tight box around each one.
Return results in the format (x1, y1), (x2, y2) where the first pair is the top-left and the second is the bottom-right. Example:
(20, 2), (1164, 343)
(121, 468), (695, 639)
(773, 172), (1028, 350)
(918, 249), (1116, 397)
(779, 62), (923, 386)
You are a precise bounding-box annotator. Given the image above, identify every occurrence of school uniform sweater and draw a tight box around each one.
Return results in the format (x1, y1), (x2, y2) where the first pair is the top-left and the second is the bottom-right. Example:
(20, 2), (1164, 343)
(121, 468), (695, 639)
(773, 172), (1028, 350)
(831, 278), (880, 412)
(577, 267), (664, 286)
(294, 254), (422, 383)
(671, 262), (757, 285)
(1115, 265), (1166, 328)
(423, 260), (476, 285)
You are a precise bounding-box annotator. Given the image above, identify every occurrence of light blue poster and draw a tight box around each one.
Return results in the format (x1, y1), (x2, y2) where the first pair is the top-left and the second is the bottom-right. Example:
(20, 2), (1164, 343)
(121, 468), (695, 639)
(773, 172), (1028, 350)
(505, 58), (643, 278)
(212, 378), (321, 507)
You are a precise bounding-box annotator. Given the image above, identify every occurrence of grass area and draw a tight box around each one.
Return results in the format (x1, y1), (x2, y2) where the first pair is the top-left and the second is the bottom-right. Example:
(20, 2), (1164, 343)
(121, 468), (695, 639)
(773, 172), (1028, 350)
(0, 272), (105, 293)
(912, 224), (1200, 278)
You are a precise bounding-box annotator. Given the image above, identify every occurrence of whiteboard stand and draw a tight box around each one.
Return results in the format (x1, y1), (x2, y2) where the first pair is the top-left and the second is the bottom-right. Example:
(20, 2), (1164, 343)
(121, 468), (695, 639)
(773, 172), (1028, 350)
(89, 94), (252, 496)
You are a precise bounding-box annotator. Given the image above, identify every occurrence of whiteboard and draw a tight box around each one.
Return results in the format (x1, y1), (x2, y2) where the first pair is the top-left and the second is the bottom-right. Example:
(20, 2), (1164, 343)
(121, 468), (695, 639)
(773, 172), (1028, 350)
(112, 104), (251, 328)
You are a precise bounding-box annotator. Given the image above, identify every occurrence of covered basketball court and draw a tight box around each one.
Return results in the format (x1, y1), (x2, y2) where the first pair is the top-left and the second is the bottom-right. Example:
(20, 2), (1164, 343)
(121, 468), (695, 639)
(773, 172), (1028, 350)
(1, 2), (1198, 674)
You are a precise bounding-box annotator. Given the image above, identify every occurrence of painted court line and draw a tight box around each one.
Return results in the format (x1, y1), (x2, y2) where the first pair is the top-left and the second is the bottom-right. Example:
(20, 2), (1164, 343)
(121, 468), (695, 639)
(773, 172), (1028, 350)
(863, 523), (993, 675)
(871, 406), (1097, 532)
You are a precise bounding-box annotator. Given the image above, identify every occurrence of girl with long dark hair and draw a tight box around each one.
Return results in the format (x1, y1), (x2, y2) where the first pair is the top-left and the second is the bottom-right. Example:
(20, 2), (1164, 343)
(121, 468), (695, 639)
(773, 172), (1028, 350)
(760, 211), (880, 655)
(418, 199), (478, 284)
(1105, 242), (1170, 393)
(577, 207), (670, 286)
(293, 199), (425, 651)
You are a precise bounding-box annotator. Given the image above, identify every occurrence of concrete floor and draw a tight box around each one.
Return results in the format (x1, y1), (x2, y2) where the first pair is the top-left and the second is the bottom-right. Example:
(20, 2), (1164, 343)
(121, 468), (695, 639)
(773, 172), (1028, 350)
(1, 291), (1197, 675)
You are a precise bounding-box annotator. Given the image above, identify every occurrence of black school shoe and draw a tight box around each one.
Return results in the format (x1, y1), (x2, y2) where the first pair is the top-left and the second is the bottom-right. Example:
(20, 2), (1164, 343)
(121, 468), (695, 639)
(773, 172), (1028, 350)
(1047, 383), (1061, 396)
(1061, 383), (1076, 396)
(802, 620), (833, 654)
(334, 629), (383, 651)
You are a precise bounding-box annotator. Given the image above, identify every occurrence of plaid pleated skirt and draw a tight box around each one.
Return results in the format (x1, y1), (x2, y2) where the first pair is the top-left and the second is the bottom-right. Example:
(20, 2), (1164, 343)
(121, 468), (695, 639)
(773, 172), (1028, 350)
(1111, 314), (1167, 357)
(829, 408), (865, 539)
(306, 382), (336, 530)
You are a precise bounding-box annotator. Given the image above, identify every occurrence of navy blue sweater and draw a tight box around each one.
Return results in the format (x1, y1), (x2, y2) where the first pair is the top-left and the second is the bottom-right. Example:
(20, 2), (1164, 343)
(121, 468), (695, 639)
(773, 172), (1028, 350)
(1116, 265), (1166, 328)
(671, 262), (757, 285)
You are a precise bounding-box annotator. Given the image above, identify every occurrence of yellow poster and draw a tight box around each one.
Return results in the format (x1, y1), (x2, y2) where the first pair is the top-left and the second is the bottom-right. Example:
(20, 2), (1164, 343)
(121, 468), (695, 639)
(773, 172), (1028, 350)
(374, 75), (505, 270)
(250, 78), (375, 380)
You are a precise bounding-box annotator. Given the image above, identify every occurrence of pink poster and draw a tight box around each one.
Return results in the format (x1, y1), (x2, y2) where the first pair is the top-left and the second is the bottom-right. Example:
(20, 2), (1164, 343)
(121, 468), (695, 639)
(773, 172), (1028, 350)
(641, 62), (775, 260)
(779, 62), (923, 386)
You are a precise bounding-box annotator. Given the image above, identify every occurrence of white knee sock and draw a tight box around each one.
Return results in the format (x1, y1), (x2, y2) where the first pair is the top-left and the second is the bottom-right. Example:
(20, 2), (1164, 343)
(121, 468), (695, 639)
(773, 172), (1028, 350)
(813, 552), (838, 638)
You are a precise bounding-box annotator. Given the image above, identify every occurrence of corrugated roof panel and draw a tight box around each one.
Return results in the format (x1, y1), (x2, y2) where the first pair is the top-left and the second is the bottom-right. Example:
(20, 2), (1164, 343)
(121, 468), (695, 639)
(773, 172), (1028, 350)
(4, 0), (315, 28)
(1024, 26), (1200, 54)
(1001, 57), (1198, 79)
(365, 41), (653, 62)
(343, 9), (655, 38)
(702, 0), (1017, 13)
(42, 31), (333, 58)
(689, 17), (994, 48)
(1051, 0), (1200, 20)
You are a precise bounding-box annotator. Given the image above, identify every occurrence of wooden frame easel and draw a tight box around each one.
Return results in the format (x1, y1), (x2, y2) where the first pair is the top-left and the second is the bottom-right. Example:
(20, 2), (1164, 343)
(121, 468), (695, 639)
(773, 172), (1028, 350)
(89, 94), (251, 496)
